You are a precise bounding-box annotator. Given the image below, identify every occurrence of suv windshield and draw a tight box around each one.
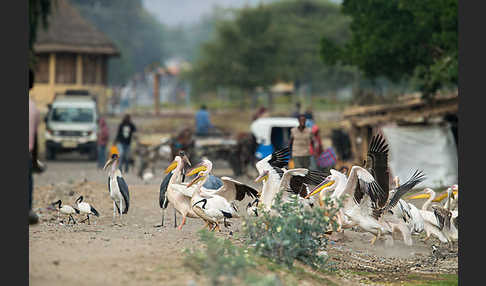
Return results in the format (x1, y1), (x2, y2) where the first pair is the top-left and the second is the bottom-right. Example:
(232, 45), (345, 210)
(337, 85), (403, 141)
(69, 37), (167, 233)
(51, 107), (94, 123)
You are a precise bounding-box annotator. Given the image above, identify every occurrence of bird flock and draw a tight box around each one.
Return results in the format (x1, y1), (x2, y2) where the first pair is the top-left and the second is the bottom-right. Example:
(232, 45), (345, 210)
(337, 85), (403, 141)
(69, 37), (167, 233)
(50, 134), (458, 250)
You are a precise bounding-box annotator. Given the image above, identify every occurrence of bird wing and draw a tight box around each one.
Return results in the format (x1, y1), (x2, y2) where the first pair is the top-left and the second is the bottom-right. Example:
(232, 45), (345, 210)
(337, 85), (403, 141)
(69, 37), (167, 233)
(279, 168), (308, 195)
(108, 176), (121, 213)
(408, 203), (425, 232)
(170, 183), (195, 197)
(354, 167), (388, 219)
(217, 176), (260, 201)
(159, 172), (173, 208)
(268, 146), (291, 169)
(255, 147), (289, 180)
(354, 167), (387, 205)
(364, 134), (390, 206)
(203, 175), (224, 190)
(290, 169), (329, 197)
(90, 205), (100, 217)
(116, 176), (130, 214)
(432, 206), (451, 230)
(387, 170), (426, 210)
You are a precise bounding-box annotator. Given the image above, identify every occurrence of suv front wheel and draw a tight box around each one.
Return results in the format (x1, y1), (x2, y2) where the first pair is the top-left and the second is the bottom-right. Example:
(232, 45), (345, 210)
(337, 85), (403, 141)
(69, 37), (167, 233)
(45, 146), (56, 161)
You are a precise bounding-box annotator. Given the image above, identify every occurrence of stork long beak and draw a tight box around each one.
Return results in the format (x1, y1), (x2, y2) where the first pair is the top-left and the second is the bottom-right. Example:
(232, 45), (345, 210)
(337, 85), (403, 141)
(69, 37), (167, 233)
(186, 164), (207, 177)
(254, 172), (268, 183)
(305, 179), (335, 199)
(103, 158), (115, 170)
(183, 156), (192, 168)
(165, 160), (178, 174)
(408, 193), (431, 200)
(187, 173), (205, 188)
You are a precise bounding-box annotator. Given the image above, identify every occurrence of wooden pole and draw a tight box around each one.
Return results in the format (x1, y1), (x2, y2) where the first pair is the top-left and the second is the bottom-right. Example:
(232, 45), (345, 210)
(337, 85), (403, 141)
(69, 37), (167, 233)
(154, 71), (160, 116)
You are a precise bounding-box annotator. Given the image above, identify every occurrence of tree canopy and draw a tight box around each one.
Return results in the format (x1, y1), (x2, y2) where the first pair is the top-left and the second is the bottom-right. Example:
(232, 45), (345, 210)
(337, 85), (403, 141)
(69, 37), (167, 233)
(320, 0), (457, 96)
(187, 0), (357, 96)
(70, 0), (168, 85)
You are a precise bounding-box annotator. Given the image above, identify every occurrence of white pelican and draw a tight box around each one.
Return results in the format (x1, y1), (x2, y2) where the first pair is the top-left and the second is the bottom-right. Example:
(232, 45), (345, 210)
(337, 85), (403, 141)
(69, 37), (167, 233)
(164, 154), (200, 230)
(75, 196), (99, 225)
(386, 176), (426, 245)
(186, 160), (242, 231)
(252, 147), (328, 215)
(306, 134), (426, 245)
(431, 184), (458, 210)
(307, 168), (425, 245)
(52, 200), (80, 224)
(252, 147), (291, 213)
(408, 188), (458, 249)
(104, 154), (130, 224)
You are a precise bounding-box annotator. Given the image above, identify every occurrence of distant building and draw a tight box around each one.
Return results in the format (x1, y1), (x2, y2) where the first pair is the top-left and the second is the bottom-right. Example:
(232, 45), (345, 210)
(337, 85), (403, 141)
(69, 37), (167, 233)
(31, 0), (119, 112)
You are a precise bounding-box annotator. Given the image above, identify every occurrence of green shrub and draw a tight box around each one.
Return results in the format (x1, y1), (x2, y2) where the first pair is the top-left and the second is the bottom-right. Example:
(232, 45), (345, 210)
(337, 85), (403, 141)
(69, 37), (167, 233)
(184, 230), (282, 286)
(242, 192), (342, 269)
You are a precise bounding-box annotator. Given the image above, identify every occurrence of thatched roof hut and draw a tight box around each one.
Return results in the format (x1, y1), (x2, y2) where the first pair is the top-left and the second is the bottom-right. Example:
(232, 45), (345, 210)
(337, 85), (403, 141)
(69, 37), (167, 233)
(34, 0), (119, 56)
(31, 0), (119, 112)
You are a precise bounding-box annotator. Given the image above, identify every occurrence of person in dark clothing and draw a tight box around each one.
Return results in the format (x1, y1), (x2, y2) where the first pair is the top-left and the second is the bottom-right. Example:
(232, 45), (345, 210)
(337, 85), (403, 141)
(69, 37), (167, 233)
(115, 114), (137, 173)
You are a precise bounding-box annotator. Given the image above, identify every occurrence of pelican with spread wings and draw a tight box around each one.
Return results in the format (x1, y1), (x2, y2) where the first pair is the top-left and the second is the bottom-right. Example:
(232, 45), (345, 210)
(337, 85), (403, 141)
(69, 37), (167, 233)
(251, 147), (328, 215)
(307, 134), (426, 245)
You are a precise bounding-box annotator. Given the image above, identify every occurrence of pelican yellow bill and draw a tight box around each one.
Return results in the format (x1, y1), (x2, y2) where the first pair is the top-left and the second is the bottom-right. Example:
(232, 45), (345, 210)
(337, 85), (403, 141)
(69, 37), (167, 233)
(187, 173), (205, 188)
(407, 193), (431, 200)
(305, 179), (335, 199)
(165, 160), (178, 174)
(186, 165), (208, 177)
(254, 172), (268, 183)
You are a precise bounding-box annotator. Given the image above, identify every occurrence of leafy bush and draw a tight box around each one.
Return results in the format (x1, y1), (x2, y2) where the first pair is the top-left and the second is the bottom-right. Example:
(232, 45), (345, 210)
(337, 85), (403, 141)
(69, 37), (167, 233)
(242, 192), (342, 269)
(184, 230), (282, 286)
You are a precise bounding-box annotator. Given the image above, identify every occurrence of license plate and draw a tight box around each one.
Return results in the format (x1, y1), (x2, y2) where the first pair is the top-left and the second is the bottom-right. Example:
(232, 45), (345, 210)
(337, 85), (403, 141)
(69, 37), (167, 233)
(62, 141), (77, 148)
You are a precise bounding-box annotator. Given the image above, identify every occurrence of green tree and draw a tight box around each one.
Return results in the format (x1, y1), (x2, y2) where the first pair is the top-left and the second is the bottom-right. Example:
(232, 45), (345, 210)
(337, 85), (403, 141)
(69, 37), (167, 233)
(70, 0), (168, 84)
(320, 0), (457, 97)
(188, 0), (356, 106)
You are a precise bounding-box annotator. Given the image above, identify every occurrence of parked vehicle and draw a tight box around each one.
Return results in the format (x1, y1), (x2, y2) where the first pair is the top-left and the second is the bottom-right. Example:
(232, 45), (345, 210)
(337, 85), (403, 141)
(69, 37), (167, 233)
(250, 117), (299, 159)
(44, 91), (98, 160)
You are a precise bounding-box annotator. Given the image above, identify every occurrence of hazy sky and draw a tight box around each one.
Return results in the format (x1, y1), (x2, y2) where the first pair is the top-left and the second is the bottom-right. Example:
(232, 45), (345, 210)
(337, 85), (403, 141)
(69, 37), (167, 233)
(143, 0), (341, 26)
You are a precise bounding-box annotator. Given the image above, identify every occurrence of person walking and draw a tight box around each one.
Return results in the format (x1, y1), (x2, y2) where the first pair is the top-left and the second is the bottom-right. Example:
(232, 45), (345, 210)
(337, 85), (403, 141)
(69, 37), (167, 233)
(309, 124), (323, 170)
(115, 114), (137, 173)
(29, 69), (40, 224)
(195, 105), (213, 136)
(289, 114), (315, 169)
(97, 117), (109, 169)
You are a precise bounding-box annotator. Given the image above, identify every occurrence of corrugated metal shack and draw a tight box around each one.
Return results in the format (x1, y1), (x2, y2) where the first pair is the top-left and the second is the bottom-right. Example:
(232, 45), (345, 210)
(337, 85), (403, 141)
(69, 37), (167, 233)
(334, 91), (458, 187)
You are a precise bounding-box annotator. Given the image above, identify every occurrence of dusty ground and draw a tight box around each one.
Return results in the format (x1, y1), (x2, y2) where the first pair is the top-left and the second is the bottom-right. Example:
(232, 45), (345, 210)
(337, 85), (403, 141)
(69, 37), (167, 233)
(29, 153), (457, 286)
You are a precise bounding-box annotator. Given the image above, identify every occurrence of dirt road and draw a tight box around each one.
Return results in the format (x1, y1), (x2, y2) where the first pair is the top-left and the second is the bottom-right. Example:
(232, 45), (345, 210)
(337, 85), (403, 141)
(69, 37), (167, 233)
(29, 156), (457, 286)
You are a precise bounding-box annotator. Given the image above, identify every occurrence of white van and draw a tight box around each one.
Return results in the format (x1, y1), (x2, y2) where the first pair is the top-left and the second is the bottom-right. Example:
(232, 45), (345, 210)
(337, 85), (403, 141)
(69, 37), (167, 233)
(250, 117), (299, 159)
(44, 94), (98, 160)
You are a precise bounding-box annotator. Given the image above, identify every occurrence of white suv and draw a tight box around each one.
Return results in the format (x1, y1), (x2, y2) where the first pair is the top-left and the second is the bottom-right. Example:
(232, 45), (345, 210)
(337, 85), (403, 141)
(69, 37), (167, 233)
(45, 94), (98, 160)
